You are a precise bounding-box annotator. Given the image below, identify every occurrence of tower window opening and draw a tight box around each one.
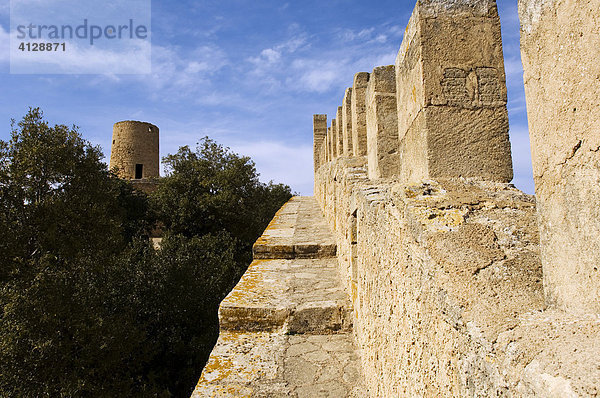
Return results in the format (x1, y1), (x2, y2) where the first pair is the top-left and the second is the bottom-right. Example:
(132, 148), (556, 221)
(135, 164), (143, 179)
(148, 127), (152, 133)
(112, 140), (115, 144)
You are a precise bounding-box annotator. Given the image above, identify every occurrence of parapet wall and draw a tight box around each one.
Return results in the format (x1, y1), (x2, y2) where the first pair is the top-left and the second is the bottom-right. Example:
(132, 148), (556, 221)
(316, 158), (600, 396)
(312, 0), (600, 396)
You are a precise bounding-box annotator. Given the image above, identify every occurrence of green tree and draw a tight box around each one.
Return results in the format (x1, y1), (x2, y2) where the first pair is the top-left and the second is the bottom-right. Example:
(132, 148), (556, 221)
(0, 110), (291, 397)
(0, 108), (155, 396)
(117, 233), (238, 397)
(152, 138), (292, 290)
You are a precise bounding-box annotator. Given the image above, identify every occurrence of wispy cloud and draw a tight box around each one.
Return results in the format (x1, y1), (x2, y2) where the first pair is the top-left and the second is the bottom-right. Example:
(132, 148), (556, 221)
(230, 140), (313, 192)
(248, 34), (308, 70)
(9, 36), (151, 74)
(0, 25), (9, 64)
(244, 22), (401, 96)
(147, 44), (229, 90)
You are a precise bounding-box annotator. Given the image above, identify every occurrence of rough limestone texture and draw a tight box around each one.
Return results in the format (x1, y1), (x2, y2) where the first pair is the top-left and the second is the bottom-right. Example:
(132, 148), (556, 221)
(319, 136), (328, 172)
(330, 120), (337, 160)
(109, 120), (159, 180)
(352, 73), (369, 157)
(314, 157), (600, 397)
(192, 197), (367, 397)
(519, 0), (600, 314)
(336, 107), (344, 157)
(366, 65), (399, 180)
(395, 0), (513, 183)
(313, 114), (327, 173)
(322, 131), (328, 164)
(342, 88), (354, 156)
(328, 129), (332, 163)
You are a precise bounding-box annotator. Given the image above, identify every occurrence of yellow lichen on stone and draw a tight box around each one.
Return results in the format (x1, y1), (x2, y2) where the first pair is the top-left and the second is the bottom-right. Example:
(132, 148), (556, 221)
(198, 356), (234, 384)
(413, 206), (466, 232)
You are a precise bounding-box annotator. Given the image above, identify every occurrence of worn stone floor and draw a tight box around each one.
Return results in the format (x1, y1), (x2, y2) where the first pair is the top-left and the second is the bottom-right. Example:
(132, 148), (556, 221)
(191, 197), (367, 398)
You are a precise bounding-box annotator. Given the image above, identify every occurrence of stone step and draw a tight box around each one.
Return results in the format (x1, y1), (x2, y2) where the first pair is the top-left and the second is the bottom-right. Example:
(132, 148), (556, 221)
(191, 331), (367, 398)
(253, 197), (337, 259)
(218, 258), (352, 334)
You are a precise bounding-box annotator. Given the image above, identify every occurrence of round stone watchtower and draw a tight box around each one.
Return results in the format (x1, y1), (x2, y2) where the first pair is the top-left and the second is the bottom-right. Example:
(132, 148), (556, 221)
(109, 121), (159, 180)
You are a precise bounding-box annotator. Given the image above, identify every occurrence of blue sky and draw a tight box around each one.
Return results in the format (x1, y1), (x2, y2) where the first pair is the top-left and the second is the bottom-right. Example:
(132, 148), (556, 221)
(0, 1), (532, 195)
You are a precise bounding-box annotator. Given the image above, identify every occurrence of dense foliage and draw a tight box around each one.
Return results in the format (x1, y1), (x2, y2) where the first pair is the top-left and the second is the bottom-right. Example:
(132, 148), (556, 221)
(0, 109), (292, 397)
(152, 139), (292, 280)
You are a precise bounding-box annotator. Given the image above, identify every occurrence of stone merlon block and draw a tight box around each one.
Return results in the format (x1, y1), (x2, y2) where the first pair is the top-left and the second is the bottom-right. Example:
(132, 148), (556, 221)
(325, 127), (331, 163)
(342, 88), (353, 156)
(519, 0), (600, 313)
(352, 72), (370, 157)
(336, 107), (344, 157)
(320, 137), (327, 168)
(313, 114), (327, 172)
(418, 0), (499, 17)
(395, 0), (513, 183)
(366, 66), (399, 180)
(331, 119), (337, 159)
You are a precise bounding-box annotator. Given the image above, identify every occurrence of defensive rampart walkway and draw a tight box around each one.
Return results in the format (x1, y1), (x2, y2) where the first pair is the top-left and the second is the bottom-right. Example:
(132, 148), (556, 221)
(191, 196), (366, 397)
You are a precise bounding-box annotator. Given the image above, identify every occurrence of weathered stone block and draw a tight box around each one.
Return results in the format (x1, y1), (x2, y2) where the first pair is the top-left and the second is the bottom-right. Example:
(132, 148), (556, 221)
(336, 107), (344, 157)
(331, 119), (337, 159)
(313, 114), (327, 172)
(519, 0), (600, 313)
(395, 0), (512, 183)
(288, 301), (351, 334)
(325, 128), (331, 163)
(342, 88), (353, 156)
(366, 65), (399, 180)
(320, 136), (327, 166)
(352, 72), (370, 157)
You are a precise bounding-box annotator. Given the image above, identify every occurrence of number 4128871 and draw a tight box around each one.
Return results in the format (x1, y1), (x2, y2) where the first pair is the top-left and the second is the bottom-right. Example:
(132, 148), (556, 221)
(18, 42), (66, 51)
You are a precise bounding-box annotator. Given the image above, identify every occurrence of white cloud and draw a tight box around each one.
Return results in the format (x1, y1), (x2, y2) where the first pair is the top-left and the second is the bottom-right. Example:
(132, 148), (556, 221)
(504, 57), (524, 79)
(373, 34), (388, 44)
(249, 48), (281, 67)
(0, 25), (9, 63)
(292, 59), (345, 92)
(9, 36), (151, 74)
(248, 33), (308, 73)
(340, 27), (375, 42)
(125, 43), (230, 99)
(242, 21), (402, 96)
(289, 48), (396, 94)
(278, 35), (307, 53)
(147, 120), (315, 194)
(230, 140), (313, 194)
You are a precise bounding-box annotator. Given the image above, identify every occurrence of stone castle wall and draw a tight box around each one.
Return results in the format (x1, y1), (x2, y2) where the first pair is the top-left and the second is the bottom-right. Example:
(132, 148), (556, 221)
(312, 0), (600, 396)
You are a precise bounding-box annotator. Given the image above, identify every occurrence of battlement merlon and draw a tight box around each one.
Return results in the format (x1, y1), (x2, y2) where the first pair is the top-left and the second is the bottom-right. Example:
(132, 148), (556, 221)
(351, 72), (370, 157)
(330, 119), (338, 160)
(313, 114), (327, 172)
(366, 66), (398, 180)
(336, 107), (343, 157)
(396, 0), (512, 183)
(342, 88), (353, 156)
(519, 0), (600, 313)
